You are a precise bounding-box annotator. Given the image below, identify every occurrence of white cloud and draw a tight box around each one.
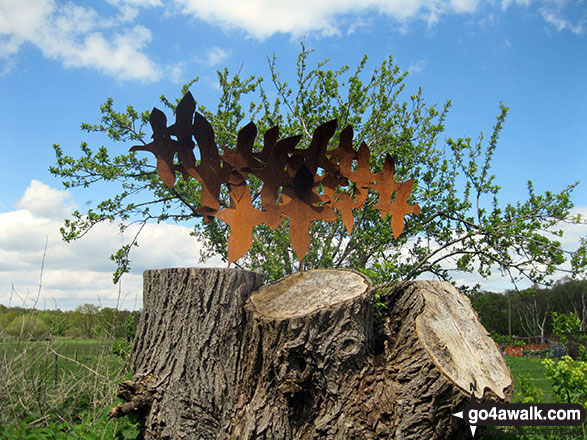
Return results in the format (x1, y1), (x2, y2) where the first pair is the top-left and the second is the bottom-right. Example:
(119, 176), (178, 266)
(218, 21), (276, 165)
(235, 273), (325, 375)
(106, 0), (164, 23)
(15, 180), (76, 219)
(451, 0), (479, 13)
(173, 0), (579, 39)
(205, 46), (230, 66)
(347, 17), (372, 35)
(167, 62), (187, 83)
(500, 0), (586, 35)
(0, 181), (222, 310)
(0, 0), (161, 81)
(555, 206), (587, 251)
(174, 0), (482, 40)
(540, 7), (586, 35)
(408, 59), (427, 74)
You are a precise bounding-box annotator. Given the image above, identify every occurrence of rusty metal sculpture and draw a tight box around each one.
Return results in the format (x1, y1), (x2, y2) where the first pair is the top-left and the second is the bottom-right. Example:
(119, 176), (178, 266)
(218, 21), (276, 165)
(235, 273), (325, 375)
(132, 92), (421, 270)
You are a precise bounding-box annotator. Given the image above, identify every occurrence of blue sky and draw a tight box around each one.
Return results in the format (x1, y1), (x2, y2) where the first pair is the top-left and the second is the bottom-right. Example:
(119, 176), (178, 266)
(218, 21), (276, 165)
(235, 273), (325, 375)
(0, 0), (585, 310)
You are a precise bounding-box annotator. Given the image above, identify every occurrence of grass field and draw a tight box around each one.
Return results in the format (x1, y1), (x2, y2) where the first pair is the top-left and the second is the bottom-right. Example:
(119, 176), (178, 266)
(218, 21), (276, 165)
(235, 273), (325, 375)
(0, 338), (128, 383)
(505, 355), (555, 402)
(0, 337), (136, 438)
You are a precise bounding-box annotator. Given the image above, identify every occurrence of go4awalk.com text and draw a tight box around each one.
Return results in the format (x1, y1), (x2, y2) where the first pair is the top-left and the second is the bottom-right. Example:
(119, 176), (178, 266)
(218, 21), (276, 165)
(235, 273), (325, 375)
(453, 402), (585, 437)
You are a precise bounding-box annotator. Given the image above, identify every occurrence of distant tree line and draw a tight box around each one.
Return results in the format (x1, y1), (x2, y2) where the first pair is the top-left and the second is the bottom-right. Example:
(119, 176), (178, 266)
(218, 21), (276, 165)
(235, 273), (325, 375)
(470, 278), (586, 343)
(2, 278), (583, 343)
(0, 303), (140, 340)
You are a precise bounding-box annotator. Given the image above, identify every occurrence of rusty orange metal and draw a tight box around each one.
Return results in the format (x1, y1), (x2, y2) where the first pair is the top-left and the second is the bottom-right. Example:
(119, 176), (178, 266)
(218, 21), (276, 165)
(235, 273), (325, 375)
(132, 91), (421, 269)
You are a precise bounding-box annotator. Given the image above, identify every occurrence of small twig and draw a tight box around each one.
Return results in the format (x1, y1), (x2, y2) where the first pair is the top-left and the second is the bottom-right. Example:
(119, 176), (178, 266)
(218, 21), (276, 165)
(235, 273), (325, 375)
(34, 235), (49, 309)
(47, 346), (107, 380)
(296, 115), (313, 139)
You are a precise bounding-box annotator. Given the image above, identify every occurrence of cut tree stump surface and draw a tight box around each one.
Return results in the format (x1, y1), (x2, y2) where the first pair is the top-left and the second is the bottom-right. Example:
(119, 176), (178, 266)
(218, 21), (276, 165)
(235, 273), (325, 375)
(250, 269), (371, 318)
(414, 281), (511, 400)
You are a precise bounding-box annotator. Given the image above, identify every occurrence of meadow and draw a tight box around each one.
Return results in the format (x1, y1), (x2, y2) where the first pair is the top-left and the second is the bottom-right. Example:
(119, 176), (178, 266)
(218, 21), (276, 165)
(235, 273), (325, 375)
(0, 337), (139, 439)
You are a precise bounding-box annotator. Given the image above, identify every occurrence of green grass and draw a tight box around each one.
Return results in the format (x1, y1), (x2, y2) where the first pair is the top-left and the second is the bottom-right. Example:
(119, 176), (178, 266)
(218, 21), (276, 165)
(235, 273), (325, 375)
(471, 356), (586, 439)
(0, 337), (133, 430)
(505, 355), (554, 402)
(0, 339), (120, 377)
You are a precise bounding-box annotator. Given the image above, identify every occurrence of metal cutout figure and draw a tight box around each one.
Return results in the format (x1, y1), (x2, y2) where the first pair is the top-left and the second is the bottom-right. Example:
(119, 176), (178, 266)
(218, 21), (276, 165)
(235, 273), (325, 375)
(132, 92), (421, 270)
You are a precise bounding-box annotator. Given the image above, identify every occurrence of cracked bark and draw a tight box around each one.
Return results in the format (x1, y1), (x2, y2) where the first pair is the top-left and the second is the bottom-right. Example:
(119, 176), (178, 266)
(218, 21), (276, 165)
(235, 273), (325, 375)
(121, 268), (512, 439)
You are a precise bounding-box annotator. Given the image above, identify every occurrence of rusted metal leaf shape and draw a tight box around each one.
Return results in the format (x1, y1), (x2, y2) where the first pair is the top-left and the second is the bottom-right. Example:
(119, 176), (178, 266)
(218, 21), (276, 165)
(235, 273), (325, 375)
(131, 91), (421, 269)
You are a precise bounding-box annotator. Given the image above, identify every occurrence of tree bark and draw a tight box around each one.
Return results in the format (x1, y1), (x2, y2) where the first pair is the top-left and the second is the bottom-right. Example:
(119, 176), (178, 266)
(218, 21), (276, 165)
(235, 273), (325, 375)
(114, 268), (513, 439)
(128, 268), (264, 439)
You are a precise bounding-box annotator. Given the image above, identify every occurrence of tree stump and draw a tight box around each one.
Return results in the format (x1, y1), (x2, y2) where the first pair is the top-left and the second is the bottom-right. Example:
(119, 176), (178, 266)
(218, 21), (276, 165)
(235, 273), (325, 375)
(112, 268), (513, 439)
